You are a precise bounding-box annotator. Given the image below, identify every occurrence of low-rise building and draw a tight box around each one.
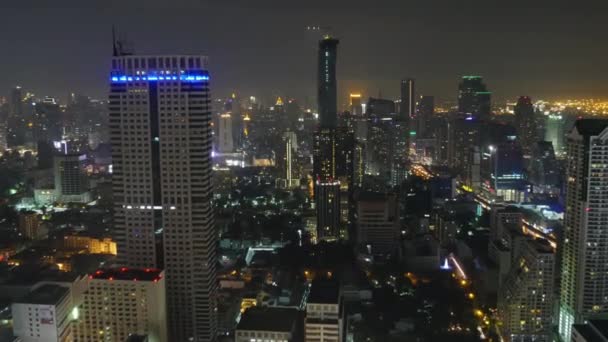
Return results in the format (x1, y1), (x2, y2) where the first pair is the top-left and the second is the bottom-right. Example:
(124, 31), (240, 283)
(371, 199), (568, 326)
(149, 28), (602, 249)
(235, 307), (302, 342)
(12, 284), (74, 342)
(73, 268), (167, 342)
(305, 279), (342, 342)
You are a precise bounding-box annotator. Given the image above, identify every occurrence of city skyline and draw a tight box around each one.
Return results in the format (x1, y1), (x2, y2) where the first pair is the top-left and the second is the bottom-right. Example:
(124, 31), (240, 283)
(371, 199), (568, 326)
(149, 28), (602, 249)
(2, 2), (608, 342)
(2, 0), (608, 104)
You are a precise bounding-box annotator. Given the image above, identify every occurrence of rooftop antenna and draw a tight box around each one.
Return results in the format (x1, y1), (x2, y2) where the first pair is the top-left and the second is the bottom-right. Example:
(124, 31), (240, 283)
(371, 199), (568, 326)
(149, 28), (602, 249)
(112, 25), (134, 56)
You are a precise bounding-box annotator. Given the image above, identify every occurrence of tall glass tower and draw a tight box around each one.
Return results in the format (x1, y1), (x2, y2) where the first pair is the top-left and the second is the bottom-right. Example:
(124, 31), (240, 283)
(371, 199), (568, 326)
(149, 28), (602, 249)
(109, 55), (217, 341)
(318, 36), (339, 129)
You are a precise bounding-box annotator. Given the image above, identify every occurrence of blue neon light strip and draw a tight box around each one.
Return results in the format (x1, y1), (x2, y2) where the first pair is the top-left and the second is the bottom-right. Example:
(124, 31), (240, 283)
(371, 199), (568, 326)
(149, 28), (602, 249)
(110, 74), (209, 83)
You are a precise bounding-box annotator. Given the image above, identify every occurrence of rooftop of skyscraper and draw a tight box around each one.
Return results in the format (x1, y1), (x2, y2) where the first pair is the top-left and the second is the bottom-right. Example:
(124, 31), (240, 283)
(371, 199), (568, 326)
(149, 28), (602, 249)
(90, 267), (163, 282)
(308, 278), (340, 304)
(237, 307), (300, 332)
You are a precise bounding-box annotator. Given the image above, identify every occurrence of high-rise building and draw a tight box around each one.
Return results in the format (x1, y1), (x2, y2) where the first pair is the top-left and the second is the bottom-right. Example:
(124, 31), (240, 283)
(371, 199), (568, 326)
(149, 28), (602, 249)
(400, 78), (415, 122)
(218, 112), (234, 153)
(18, 211), (46, 240)
(544, 113), (566, 156)
(480, 142), (526, 202)
(313, 129), (336, 181)
(282, 130), (299, 188)
(9, 86), (24, 119)
(514, 96), (537, 155)
(458, 76), (491, 120)
(74, 268), (167, 342)
(366, 115), (396, 177)
(529, 141), (561, 194)
(315, 180), (341, 241)
(33, 97), (63, 143)
(416, 95), (434, 138)
(318, 36), (339, 129)
(355, 192), (400, 258)
(109, 55), (216, 341)
(54, 153), (90, 203)
(558, 119), (608, 340)
(449, 114), (481, 188)
(350, 93), (363, 116)
(431, 115), (450, 166)
(498, 239), (555, 342)
(8, 86), (26, 147)
(397, 81), (415, 162)
(0, 120), (7, 151)
(313, 128), (354, 232)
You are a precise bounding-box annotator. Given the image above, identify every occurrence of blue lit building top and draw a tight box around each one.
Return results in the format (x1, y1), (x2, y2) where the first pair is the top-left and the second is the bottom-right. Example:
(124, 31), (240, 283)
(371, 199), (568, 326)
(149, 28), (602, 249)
(110, 74), (209, 83)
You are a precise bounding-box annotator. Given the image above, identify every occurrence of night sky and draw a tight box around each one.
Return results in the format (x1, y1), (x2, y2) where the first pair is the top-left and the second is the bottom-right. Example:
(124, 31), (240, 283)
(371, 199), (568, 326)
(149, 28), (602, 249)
(1, 0), (607, 107)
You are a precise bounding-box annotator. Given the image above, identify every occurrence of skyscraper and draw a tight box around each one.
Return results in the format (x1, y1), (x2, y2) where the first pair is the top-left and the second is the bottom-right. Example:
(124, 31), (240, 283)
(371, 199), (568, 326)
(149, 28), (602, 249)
(416, 95), (434, 138)
(529, 141), (560, 194)
(350, 93), (363, 116)
(449, 114), (481, 188)
(315, 180), (341, 241)
(313, 128), (354, 239)
(8, 86), (26, 147)
(282, 130), (298, 188)
(9, 86), (23, 120)
(544, 113), (566, 156)
(318, 36), (339, 129)
(109, 55), (217, 341)
(218, 112), (234, 153)
(458, 76), (491, 120)
(558, 119), (608, 341)
(514, 96), (537, 154)
(54, 153), (90, 203)
(498, 239), (555, 341)
(400, 78), (415, 122)
(356, 192), (400, 259)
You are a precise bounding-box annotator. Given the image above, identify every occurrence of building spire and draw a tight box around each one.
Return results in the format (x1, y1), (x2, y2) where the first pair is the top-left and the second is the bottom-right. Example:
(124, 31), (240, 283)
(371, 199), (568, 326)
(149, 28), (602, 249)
(112, 26), (133, 57)
(112, 25), (118, 57)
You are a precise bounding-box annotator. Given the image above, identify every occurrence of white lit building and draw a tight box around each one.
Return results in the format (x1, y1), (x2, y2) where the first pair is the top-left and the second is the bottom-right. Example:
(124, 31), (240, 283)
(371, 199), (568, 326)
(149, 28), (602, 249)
(558, 120), (608, 340)
(73, 268), (167, 342)
(12, 284), (74, 342)
(283, 131), (299, 188)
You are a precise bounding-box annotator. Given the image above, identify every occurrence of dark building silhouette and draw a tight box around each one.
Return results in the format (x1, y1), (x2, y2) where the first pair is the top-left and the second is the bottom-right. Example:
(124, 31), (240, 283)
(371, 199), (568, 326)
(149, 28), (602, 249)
(400, 78), (415, 121)
(529, 141), (561, 193)
(416, 95), (434, 138)
(458, 76), (491, 120)
(366, 97), (396, 117)
(318, 37), (339, 129)
(514, 96), (537, 154)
